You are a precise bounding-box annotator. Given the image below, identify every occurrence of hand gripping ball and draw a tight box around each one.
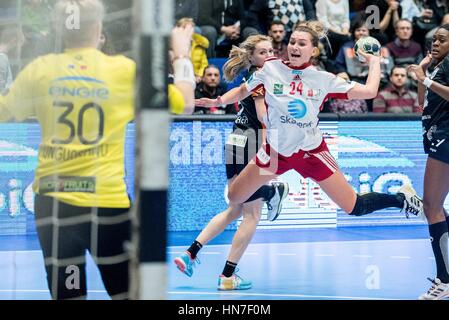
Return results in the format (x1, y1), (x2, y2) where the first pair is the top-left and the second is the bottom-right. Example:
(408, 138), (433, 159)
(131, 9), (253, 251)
(354, 36), (381, 63)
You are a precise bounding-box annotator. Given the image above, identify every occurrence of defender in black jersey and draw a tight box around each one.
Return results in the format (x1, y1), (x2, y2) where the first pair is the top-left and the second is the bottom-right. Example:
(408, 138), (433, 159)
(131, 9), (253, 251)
(409, 24), (449, 300)
(225, 66), (264, 179)
(422, 53), (449, 164)
(174, 35), (289, 290)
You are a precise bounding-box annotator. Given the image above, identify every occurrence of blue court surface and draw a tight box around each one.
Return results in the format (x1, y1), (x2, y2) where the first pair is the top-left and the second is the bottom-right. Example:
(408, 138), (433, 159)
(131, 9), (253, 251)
(0, 225), (440, 300)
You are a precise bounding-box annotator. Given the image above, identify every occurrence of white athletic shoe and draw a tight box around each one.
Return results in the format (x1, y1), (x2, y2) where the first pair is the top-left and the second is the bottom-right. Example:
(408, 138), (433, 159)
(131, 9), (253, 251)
(397, 184), (424, 219)
(266, 182), (289, 222)
(419, 278), (449, 300)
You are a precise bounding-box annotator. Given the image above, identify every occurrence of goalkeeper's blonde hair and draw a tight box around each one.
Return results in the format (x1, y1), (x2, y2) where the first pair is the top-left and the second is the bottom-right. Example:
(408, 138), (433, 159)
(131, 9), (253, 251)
(52, 0), (105, 47)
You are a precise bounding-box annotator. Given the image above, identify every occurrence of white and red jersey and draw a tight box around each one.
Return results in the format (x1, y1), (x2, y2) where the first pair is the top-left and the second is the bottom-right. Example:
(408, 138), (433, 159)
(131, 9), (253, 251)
(245, 58), (355, 156)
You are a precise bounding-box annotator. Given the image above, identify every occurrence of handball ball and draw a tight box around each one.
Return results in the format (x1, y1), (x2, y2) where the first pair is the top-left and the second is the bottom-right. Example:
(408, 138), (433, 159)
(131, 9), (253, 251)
(354, 36), (381, 62)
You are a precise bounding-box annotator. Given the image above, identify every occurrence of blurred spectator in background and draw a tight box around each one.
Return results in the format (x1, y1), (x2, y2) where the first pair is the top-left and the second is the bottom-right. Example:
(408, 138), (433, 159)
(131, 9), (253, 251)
(176, 18), (209, 84)
(327, 72), (369, 113)
(175, 0), (199, 21)
(386, 19), (423, 66)
(94, 0), (132, 56)
(315, 0), (351, 59)
(194, 64), (238, 114)
(21, 0), (52, 61)
(0, 25), (25, 95)
(411, 0), (448, 49)
(245, 0), (274, 35)
(350, 0), (365, 12)
(242, 0), (253, 9)
(197, 0), (255, 58)
(0, 1), (19, 18)
(268, 21), (288, 60)
(21, 0), (51, 36)
(98, 29), (116, 55)
(364, 0), (402, 45)
(328, 97), (369, 113)
(373, 65), (420, 113)
(269, 0), (316, 35)
(246, 0), (316, 37)
(400, 0), (421, 21)
(424, 0), (448, 24)
(425, 13), (449, 52)
(310, 40), (335, 72)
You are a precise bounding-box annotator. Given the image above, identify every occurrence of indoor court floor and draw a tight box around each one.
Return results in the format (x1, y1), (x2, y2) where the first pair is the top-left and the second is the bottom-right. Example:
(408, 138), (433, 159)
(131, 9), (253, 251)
(0, 225), (439, 300)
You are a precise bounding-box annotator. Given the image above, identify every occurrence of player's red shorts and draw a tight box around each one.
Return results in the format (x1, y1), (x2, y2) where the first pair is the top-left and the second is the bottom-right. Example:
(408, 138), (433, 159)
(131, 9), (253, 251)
(255, 139), (338, 182)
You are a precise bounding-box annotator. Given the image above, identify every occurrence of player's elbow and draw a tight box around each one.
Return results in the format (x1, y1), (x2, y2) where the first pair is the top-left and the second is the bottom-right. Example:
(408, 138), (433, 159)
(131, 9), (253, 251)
(361, 84), (378, 99)
(352, 87), (377, 100)
(366, 89), (378, 99)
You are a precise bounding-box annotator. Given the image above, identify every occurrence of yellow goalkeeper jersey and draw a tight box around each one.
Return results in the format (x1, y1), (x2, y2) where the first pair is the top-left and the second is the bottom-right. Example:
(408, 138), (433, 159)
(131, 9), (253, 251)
(0, 47), (135, 208)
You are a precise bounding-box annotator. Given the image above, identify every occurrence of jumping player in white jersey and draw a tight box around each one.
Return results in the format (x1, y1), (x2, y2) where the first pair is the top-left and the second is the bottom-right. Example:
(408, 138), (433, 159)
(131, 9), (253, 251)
(408, 24), (449, 300)
(175, 35), (289, 291)
(197, 21), (423, 232)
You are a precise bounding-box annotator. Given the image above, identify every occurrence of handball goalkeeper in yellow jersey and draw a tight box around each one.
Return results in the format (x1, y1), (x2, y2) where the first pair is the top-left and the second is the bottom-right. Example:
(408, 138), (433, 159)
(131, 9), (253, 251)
(0, 0), (137, 299)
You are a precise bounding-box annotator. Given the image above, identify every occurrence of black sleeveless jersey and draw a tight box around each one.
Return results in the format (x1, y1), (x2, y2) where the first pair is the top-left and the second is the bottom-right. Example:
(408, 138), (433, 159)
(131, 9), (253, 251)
(423, 55), (449, 141)
(233, 67), (263, 132)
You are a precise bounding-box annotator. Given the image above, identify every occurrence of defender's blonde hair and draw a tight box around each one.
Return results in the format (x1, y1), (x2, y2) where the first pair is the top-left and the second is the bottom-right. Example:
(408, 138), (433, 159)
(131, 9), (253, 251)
(223, 34), (272, 82)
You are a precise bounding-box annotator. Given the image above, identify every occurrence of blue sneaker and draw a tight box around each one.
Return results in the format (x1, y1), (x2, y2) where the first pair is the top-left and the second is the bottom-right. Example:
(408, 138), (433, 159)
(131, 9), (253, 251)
(174, 251), (200, 277)
(217, 271), (252, 290)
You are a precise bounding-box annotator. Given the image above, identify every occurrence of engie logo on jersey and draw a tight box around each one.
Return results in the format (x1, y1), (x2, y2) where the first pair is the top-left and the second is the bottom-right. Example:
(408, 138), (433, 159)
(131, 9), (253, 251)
(49, 76), (110, 100)
(287, 99), (307, 119)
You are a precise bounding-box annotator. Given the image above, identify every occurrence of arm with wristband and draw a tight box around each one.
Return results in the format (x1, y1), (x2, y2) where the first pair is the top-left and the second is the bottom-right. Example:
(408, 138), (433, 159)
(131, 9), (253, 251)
(408, 54), (449, 103)
(416, 53), (432, 108)
(195, 83), (251, 108)
(170, 25), (196, 114)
